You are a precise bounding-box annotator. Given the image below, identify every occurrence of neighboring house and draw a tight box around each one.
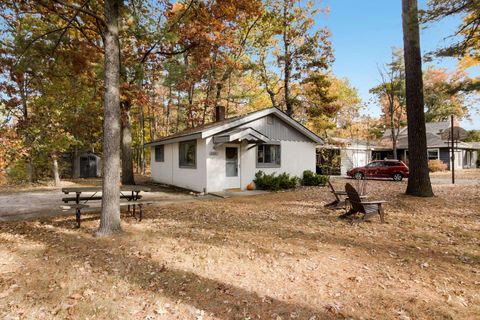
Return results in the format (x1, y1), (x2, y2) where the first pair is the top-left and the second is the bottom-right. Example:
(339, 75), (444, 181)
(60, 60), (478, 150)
(374, 121), (478, 170)
(146, 107), (323, 193)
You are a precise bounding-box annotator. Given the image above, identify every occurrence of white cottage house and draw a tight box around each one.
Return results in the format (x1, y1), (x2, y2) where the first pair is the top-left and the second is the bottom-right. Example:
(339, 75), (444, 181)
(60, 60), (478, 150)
(147, 107), (323, 193)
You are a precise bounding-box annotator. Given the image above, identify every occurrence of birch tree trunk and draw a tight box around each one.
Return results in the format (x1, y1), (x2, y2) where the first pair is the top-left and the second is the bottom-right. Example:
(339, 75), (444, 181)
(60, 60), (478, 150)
(401, 0), (434, 197)
(52, 155), (61, 187)
(97, 0), (122, 236)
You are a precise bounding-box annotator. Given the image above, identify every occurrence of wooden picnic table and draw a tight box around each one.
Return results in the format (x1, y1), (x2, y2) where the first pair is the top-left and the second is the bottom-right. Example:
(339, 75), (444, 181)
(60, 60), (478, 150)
(61, 185), (152, 227)
(62, 185), (151, 203)
(62, 185), (151, 194)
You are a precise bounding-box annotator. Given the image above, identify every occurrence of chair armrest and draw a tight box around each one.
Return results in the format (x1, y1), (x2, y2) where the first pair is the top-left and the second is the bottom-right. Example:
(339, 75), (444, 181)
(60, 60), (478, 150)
(360, 200), (387, 205)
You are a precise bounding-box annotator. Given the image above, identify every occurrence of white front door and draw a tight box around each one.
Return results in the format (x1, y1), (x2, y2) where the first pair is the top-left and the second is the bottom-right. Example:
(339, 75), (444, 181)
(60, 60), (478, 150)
(225, 146), (240, 189)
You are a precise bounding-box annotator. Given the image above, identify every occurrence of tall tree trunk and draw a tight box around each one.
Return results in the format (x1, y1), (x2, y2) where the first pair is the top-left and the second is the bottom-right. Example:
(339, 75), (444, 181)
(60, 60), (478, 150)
(283, 1), (293, 117)
(26, 155), (35, 183)
(392, 144), (398, 160)
(139, 100), (145, 175)
(259, 52), (278, 109)
(97, 0), (122, 236)
(402, 0), (434, 197)
(121, 103), (135, 185)
(188, 84), (195, 128)
(52, 154), (61, 186)
(390, 120), (398, 159)
(175, 91), (181, 133)
(202, 52), (216, 124)
(20, 74), (35, 183)
(72, 145), (79, 178)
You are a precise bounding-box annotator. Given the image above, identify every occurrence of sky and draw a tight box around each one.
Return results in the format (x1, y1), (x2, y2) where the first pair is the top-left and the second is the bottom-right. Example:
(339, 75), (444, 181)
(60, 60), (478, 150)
(321, 0), (479, 129)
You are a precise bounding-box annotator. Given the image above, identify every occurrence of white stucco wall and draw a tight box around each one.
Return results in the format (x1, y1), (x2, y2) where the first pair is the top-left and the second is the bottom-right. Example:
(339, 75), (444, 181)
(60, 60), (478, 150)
(205, 137), (243, 192)
(152, 139), (316, 193)
(239, 140), (316, 191)
(150, 139), (207, 192)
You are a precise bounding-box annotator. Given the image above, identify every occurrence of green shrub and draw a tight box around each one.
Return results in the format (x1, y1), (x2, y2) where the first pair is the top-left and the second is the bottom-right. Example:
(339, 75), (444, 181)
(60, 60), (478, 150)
(302, 170), (328, 186)
(7, 160), (29, 183)
(254, 171), (299, 191)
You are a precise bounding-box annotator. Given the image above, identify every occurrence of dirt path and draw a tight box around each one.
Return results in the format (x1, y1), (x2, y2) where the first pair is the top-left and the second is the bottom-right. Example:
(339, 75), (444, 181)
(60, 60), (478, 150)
(0, 179), (268, 222)
(0, 181), (199, 222)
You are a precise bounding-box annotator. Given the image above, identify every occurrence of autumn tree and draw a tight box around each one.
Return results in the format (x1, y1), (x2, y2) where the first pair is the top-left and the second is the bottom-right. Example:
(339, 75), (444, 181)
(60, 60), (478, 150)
(402, 0), (434, 197)
(0, 1), (103, 184)
(422, 1), (479, 67)
(423, 67), (470, 121)
(7, 0), (125, 235)
(306, 75), (359, 138)
(252, 0), (333, 118)
(370, 48), (406, 159)
(465, 130), (480, 142)
(157, 0), (263, 128)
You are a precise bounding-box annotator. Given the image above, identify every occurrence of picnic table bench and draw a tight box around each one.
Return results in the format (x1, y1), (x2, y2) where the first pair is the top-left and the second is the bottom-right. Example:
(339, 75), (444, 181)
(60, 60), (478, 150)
(61, 185), (152, 227)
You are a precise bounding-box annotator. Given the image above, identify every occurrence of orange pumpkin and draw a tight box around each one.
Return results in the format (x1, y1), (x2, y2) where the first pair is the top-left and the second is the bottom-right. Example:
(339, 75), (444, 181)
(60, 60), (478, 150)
(247, 182), (254, 190)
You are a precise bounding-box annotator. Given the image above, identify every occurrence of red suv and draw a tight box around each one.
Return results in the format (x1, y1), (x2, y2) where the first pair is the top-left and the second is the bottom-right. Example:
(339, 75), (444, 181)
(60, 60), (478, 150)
(347, 160), (409, 181)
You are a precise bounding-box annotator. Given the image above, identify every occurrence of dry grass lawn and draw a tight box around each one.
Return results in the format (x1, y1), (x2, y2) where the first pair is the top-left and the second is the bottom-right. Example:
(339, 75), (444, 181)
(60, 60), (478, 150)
(0, 179), (479, 319)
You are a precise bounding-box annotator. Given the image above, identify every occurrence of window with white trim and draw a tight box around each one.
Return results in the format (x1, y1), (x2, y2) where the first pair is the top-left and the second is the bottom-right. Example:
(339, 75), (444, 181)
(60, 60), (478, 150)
(179, 140), (196, 168)
(257, 144), (281, 167)
(155, 145), (164, 162)
(427, 149), (439, 160)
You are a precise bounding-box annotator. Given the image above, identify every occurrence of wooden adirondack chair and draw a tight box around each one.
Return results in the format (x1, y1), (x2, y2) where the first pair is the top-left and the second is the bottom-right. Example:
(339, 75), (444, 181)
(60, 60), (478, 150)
(341, 183), (386, 223)
(325, 180), (367, 210)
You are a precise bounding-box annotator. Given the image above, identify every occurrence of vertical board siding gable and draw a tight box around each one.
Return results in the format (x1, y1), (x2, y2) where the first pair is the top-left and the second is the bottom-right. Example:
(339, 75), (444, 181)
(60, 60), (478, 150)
(238, 115), (311, 142)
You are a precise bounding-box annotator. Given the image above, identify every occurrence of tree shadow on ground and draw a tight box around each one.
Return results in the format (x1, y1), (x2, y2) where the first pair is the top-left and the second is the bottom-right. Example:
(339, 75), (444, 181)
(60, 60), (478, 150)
(134, 199), (480, 271)
(2, 222), (338, 320)
(42, 191), (480, 272)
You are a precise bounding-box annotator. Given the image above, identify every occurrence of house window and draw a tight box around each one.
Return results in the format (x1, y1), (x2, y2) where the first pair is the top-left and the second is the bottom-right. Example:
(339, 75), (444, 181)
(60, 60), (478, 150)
(179, 140), (196, 168)
(427, 149), (439, 160)
(155, 145), (164, 162)
(257, 144), (281, 167)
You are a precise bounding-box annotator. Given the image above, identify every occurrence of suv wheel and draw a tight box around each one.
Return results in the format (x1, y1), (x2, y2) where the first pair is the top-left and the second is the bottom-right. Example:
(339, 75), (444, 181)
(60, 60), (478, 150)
(354, 172), (364, 180)
(392, 173), (403, 181)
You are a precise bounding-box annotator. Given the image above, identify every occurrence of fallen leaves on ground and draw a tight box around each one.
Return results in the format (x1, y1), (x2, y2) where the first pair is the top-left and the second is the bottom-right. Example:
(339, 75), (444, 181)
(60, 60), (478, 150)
(0, 178), (479, 319)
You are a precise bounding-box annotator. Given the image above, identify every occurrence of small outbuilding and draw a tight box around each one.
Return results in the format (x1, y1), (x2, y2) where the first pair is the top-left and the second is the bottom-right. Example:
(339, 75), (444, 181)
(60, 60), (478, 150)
(78, 153), (101, 178)
(60, 151), (101, 178)
(317, 138), (377, 176)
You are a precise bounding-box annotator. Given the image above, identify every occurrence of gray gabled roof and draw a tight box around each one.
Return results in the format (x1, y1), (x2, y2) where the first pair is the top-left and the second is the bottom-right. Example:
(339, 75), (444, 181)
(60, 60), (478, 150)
(425, 121), (450, 134)
(146, 107), (323, 146)
(383, 121), (451, 138)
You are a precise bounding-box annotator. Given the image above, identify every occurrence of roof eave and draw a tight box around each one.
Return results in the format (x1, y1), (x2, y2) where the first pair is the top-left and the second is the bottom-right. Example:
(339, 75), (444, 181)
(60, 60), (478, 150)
(145, 133), (202, 147)
(146, 107), (324, 146)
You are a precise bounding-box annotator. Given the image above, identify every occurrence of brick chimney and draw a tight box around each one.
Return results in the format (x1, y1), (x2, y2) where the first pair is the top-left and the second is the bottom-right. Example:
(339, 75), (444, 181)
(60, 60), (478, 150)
(215, 106), (226, 122)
